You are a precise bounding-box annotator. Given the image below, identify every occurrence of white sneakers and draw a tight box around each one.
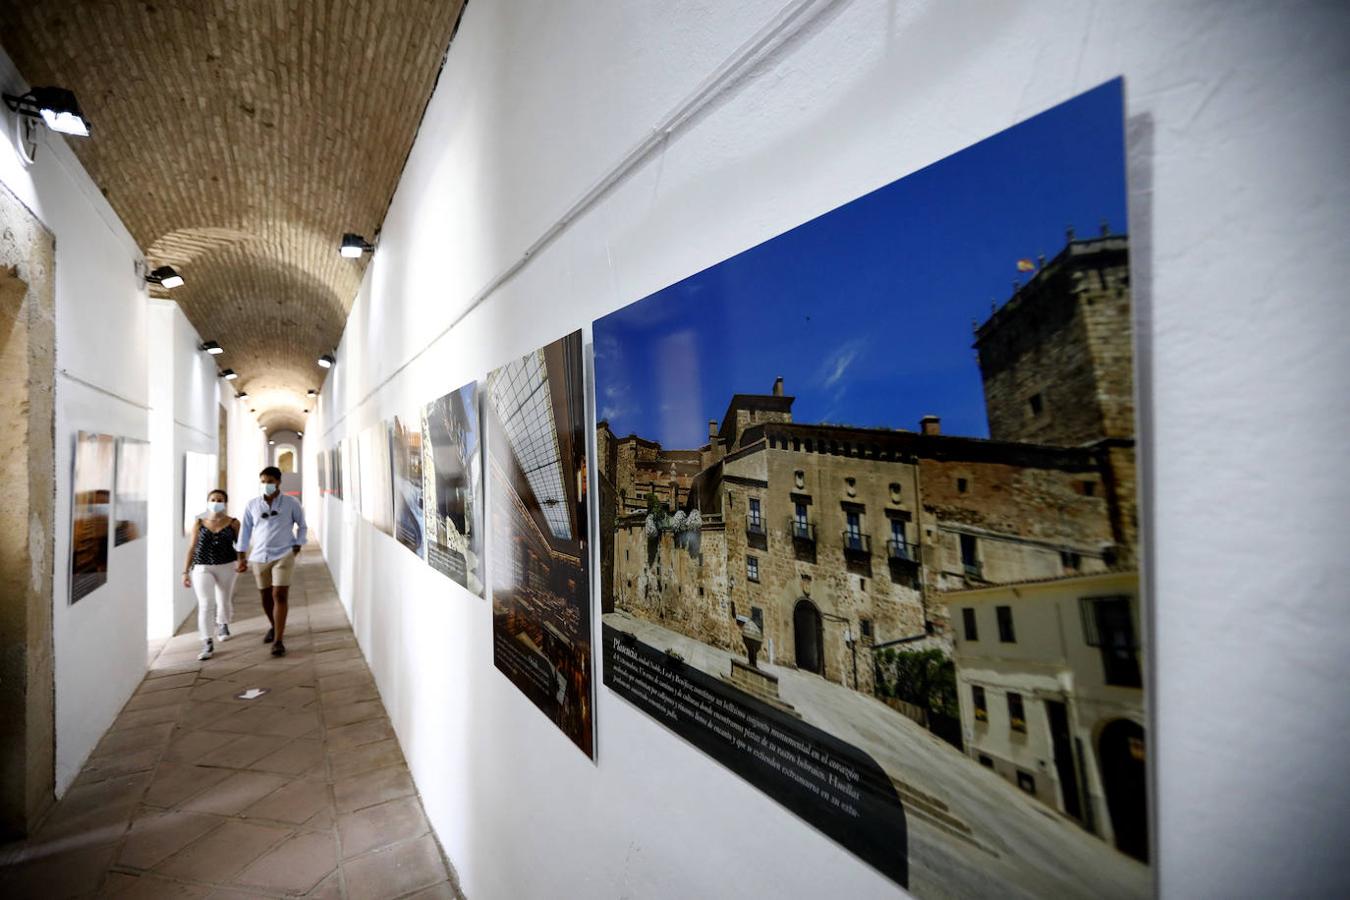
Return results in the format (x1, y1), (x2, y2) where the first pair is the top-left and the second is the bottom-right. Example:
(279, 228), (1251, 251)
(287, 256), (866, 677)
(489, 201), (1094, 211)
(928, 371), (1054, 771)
(197, 639), (214, 661)
(217, 623), (231, 642)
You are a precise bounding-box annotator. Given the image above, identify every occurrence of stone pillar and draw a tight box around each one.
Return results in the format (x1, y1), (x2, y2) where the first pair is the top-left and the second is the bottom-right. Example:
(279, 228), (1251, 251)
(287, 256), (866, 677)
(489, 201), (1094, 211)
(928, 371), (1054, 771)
(0, 183), (57, 839)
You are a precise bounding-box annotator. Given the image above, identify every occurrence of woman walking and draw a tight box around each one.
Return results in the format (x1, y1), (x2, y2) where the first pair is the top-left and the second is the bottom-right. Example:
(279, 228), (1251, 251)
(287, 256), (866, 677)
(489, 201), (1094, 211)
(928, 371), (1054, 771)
(183, 489), (241, 661)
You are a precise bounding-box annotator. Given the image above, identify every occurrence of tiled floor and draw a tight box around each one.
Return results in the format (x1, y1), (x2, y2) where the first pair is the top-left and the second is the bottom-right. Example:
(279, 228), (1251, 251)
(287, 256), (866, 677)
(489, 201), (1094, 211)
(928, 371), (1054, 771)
(0, 551), (461, 899)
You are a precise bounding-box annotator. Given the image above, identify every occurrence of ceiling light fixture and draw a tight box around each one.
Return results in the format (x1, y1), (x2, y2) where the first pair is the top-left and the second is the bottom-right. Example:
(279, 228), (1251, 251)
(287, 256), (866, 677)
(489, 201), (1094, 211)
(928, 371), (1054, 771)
(297, 432), (303, 438)
(237, 392), (248, 399)
(220, 369), (238, 381)
(200, 340), (223, 355)
(2, 86), (91, 137)
(317, 353), (335, 369)
(145, 265), (184, 289)
(339, 233), (375, 258)
(307, 389), (317, 397)
(268, 440), (275, 445)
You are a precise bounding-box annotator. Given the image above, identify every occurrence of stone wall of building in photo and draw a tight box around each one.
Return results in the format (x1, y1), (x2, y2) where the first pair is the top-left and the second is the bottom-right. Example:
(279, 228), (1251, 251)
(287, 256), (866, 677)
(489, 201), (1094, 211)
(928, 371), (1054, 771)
(593, 80), (1147, 898)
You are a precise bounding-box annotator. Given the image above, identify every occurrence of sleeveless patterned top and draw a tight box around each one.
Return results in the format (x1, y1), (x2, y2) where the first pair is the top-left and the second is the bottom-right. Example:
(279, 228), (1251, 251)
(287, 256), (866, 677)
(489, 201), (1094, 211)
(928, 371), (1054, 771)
(193, 521), (237, 566)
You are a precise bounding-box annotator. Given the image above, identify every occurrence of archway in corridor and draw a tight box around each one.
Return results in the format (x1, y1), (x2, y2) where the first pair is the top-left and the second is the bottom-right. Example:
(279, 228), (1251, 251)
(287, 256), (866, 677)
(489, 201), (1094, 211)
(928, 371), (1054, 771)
(1099, 718), (1149, 862)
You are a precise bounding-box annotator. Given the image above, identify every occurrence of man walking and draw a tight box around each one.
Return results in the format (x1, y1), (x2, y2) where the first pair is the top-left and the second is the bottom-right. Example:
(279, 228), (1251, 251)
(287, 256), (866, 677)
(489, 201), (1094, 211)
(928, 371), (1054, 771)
(236, 466), (307, 656)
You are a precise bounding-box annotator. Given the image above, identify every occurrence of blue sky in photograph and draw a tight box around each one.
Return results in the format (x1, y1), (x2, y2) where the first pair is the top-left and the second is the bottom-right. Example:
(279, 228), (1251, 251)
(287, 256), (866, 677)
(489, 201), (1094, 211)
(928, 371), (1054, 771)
(594, 80), (1128, 449)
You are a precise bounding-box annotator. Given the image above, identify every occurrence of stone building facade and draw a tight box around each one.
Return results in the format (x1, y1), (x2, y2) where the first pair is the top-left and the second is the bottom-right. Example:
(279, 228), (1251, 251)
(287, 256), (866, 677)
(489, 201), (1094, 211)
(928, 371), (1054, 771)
(596, 234), (1137, 698)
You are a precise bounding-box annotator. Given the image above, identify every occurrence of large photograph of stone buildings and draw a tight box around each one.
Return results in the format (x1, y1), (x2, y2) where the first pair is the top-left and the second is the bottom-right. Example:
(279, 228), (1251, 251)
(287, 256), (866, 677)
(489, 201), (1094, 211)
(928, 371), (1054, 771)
(595, 80), (1148, 898)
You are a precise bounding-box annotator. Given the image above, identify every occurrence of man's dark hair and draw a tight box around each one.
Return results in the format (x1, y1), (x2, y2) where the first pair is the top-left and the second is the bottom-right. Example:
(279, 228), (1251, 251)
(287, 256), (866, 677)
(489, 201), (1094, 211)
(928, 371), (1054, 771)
(260, 466), (283, 480)
(209, 489), (228, 501)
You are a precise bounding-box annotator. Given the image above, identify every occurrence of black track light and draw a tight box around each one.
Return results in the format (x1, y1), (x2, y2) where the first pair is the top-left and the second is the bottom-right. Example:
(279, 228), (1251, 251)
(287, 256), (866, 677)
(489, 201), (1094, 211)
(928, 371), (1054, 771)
(200, 340), (223, 355)
(220, 369), (238, 381)
(339, 233), (375, 258)
(3, 86), (91, 136)
(317, 353), (335, 369)
(146, 265), (184, 289)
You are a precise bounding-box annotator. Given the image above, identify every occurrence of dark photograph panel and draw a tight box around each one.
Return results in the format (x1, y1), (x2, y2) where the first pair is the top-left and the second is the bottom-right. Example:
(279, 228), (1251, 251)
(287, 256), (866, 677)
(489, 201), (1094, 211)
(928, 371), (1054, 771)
(71, 430), (115, 603)
(486, 331), (595, 758)
(593, 80), (1145, 897)
(422, 381), (485, 596)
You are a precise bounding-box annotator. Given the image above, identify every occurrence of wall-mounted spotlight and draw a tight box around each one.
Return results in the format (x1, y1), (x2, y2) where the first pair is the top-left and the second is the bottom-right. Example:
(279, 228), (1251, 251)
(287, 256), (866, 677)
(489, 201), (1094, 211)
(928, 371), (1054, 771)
(259, 425), (266, 432)
(145, 265), (184, 289)
(237, 391), (248, 399)
(220, 369), (238, 381)
(339, 233), (375, 258)
(303, 409), (310, 414)
(200, 340), (223, 355)
(297, 432), (304, 438)
(268, 440), (275, 446)
(317, 353), (335, 369)
(307, 389), (317, 398)
(2, 87), (91, 137)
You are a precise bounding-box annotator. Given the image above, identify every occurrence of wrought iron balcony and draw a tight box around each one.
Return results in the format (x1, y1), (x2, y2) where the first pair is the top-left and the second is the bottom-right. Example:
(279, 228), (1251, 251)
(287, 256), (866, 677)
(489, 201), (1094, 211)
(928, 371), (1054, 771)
(887, 539), (919, 564)
(842, 531), (871, 556)
(788, 518), (815, 543)
(746, 518), (766, 536)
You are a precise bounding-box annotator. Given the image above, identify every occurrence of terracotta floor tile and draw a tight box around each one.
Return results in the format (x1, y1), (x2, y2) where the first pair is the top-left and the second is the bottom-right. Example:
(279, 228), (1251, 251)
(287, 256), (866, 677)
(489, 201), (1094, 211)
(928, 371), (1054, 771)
(115, 703), (186, 730)
(324, 699), (384, 728)
(192, 733), (290, 769)
(124, 685), (195, 712)
(117, 809), (226, 870)
(325, 717), (395, 751)
(317, 669), (376, 692)
(179, 771), (289, 816)
(333, 765), (416, 814)
(0, 840), (118, 899)
(249, 738), (324, 776)
(234, 831), (338, 895)
(143, 763), (232, 809)
(176, 700), (241, 733)
(104, 873), (214, 898)
(154, 820), (291, 882)
(338, 797), (429, 859)
(243, 776), (331, 824)
(30, 772), (150, 847)
(163, 730), (244, 765)
(138, 672), (199, 693)
(342, 834), (447, 900)
(319, 682), (379, 708)
(95, 721), (176, 757)
(306, 870), (345, 899)
(329, 738), (405, 780)
(402, 881), (463, 900)
(75, 745), (163, 785)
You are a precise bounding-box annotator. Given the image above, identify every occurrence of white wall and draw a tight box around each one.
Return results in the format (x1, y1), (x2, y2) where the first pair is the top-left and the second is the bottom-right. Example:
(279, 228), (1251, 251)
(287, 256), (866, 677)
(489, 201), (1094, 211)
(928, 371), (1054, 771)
(315, 1), (1349, 897)
(2, 48), (151, 793)
(146, 300), (241, 638)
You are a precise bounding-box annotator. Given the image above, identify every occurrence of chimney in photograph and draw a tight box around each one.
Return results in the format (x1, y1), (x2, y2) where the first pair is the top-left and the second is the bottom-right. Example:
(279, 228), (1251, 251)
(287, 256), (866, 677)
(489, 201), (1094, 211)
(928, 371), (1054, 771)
(708, 419), (718, 441)
(920, 415), (941, 436)
(772, 376), (784, 397)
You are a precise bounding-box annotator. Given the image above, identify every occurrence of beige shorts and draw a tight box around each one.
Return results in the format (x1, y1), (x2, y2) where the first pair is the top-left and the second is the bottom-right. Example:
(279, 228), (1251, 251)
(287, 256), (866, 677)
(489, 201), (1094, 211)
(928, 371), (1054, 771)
(251, 552), (297, 589)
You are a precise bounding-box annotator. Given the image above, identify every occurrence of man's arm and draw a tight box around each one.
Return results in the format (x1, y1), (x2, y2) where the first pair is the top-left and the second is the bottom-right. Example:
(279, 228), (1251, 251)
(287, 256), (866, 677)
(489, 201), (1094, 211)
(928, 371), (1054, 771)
(292, 497), (308, 552)
(236, 502), (253, 570)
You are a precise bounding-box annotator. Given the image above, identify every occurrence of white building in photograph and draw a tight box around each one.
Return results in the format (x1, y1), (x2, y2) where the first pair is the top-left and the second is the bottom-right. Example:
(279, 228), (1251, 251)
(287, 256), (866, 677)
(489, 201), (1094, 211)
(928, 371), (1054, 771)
(948, 570), (1148, 862)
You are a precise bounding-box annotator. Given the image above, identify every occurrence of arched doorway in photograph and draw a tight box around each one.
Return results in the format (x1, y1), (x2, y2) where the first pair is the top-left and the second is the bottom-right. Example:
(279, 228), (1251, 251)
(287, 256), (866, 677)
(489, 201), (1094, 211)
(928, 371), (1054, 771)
(793, 599), (824, 675)
(276, 444), (297, 473)
(1098, 718), (1149, 862)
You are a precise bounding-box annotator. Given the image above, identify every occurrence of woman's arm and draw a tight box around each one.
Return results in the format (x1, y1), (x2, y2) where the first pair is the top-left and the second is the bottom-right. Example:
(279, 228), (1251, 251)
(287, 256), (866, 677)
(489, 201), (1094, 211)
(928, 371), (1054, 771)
(182, 519), (200, 586)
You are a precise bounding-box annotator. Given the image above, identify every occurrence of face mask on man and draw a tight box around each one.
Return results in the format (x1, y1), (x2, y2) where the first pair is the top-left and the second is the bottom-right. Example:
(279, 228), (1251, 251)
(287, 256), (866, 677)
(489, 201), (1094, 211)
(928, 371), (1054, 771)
(208, 501), (226, 514)
(262, 483), (278, 496)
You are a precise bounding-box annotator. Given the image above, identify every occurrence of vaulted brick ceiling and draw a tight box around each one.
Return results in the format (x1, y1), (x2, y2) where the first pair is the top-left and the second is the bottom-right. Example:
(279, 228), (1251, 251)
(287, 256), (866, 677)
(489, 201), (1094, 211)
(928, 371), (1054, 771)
(0, 0), (465, 433)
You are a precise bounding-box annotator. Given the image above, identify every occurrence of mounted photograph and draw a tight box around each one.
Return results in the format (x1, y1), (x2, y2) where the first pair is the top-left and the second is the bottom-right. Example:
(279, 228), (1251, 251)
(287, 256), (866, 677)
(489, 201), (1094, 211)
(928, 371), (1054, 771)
(486, 331), (595, 757)
(422, 381), (485, 596)
(593, 80), (1146, 897)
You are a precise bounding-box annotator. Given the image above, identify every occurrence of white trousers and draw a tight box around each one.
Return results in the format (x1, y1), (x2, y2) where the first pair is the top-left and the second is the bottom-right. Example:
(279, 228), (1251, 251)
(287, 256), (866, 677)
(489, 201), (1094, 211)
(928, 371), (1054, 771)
(192, 562), (238, 641)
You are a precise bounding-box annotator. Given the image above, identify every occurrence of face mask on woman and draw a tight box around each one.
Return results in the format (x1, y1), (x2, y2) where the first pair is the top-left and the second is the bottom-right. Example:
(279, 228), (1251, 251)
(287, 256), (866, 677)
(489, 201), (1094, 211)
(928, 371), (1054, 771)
(262, 483), (278, 496)
(207, 500), (226, 514)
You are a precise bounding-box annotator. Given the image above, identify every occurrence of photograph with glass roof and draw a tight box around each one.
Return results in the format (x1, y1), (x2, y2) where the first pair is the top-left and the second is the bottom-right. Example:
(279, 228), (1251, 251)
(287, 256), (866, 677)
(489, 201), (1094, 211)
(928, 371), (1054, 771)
(594, 80), (1147, 897)
(485, 330), (594, 758)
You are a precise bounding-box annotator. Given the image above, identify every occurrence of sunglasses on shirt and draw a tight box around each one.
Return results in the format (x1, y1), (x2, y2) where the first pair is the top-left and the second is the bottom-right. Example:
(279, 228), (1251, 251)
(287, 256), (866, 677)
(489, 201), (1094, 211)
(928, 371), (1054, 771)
(260, 510), (281, 519)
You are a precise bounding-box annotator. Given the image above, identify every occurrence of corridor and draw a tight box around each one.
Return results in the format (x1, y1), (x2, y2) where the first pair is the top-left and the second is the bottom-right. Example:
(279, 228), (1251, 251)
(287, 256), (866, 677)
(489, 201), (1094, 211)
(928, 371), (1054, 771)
(0, 552), (459, 899)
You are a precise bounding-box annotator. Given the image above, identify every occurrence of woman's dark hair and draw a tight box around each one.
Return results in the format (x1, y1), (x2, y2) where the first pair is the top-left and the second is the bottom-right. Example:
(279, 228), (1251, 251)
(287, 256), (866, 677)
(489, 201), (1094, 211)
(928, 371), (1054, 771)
(208, 489), (228, 501)
(260, 466), (283, 480)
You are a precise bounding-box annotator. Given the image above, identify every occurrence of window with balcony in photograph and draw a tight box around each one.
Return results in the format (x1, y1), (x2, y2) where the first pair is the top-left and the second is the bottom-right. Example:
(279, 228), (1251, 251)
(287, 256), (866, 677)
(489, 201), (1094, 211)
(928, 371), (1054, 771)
(962, 607), (978, 641)
(747, 497), (763, 534)
(1081, 595), (1143, 688)
(997, 605), (1016, 643)
(889, 517), (913, 560)
(1008, 692), (1026, 732)
(747, 555), (760, 583)
(845, 509), (864, 552)
(793, 500), (810, 539)
(973, 685), (987, 721)
(960, 533), (980, 576)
